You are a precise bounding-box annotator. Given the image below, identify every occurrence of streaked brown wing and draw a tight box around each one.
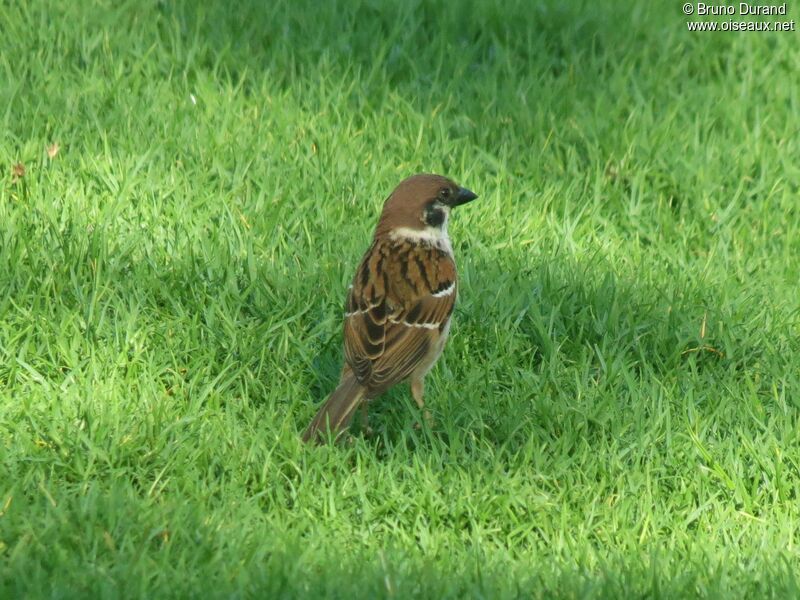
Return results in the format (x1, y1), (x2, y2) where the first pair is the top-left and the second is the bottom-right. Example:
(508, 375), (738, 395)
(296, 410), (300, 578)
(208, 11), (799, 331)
(343, 238), (456, 394)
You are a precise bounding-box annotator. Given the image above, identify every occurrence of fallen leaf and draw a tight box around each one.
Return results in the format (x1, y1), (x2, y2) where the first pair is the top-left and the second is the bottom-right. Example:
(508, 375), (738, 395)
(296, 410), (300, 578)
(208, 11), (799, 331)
(12, 163), (25, 182)
(47, 143), (60, 158)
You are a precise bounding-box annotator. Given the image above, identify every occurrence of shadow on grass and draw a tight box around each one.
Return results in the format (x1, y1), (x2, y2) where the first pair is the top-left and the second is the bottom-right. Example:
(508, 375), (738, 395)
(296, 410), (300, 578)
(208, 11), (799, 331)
(303, 243), (789, 451)
(160, 1), (618, 74)
(466, 247), (756, 377)
(151, 0), (669, 128)
(5, 493), (799, 598)
(10, 201), (785, 451)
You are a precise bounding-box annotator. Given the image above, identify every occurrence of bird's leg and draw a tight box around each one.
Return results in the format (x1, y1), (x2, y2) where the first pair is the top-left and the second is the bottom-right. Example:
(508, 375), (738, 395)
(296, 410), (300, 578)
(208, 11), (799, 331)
(410, 377), (433, 429)
(359, 400), (373, 436)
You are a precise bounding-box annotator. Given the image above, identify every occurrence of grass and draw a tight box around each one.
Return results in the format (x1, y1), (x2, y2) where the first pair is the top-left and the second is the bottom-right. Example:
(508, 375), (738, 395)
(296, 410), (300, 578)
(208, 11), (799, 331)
(2, 0), (800, 597)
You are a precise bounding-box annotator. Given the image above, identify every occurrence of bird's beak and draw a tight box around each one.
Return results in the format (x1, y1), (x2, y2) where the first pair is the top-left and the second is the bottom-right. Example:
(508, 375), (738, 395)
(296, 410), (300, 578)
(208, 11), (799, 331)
(451, 187), (478, 207)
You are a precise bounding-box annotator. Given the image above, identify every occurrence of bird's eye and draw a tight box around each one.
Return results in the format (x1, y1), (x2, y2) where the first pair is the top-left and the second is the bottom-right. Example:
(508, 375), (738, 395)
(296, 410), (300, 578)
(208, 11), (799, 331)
(438, 188), (451, 200)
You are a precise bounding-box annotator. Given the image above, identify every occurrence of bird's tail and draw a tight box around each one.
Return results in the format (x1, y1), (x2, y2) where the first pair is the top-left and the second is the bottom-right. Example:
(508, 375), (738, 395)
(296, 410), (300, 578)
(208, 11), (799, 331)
(302, 373), (366, 443)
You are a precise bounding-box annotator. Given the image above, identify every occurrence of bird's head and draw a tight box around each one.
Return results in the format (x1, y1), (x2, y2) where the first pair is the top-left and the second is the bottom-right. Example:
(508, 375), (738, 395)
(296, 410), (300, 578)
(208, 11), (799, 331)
(375, 173), (478, 241)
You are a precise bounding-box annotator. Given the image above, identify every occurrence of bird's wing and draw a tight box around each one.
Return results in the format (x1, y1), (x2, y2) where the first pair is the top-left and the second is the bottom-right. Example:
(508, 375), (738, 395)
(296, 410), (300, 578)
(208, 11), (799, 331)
(343, 238), (456, 394)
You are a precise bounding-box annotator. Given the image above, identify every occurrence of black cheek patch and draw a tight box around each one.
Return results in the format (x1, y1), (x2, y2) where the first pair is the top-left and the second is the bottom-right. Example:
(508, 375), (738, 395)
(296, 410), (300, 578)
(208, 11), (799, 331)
(424, 206), (445, 228)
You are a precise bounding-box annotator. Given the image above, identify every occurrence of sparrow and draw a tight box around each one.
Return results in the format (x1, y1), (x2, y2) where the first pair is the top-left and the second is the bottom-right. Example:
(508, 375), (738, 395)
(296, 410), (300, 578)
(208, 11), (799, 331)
(302, 173), (478, 443)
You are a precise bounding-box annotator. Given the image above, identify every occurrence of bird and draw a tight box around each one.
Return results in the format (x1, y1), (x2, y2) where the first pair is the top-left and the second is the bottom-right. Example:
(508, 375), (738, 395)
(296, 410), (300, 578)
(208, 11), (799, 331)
(302, 173), (478, 443)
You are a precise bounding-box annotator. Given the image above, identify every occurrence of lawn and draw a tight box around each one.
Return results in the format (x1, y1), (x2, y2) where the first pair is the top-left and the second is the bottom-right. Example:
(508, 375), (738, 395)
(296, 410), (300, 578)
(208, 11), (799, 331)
(2, 0), (799, 597)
